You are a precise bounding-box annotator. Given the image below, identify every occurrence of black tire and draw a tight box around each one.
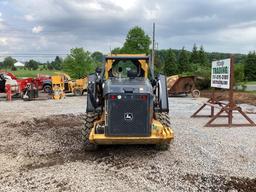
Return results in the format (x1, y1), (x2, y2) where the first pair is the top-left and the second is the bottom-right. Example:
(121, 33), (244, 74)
(22, 97), (31, 101)
(21, 90), (31, 101)
(155, 112), (172, 150)
(73, 89), (83, 96)
(43, 84), (52, 94)
(82, 112), (99, 151)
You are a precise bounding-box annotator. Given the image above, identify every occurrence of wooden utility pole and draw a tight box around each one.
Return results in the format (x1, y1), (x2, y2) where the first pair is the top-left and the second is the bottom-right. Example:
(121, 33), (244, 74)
(151, 22), (155, 78)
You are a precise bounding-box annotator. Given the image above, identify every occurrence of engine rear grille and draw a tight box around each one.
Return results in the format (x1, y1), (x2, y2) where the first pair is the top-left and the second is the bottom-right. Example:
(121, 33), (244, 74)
(106, 94), (151, 137)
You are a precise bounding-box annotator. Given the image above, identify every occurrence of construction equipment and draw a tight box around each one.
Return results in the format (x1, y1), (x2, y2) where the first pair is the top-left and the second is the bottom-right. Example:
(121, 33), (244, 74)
(0, 71), (39, 101)
(72, 78), (88, 96)
(51, 75), (65, 100)
(47, 73), (88, 97)
(22, 83), (39, 101)
(167, 75), (200, 97)
(83, 54), (174, 150)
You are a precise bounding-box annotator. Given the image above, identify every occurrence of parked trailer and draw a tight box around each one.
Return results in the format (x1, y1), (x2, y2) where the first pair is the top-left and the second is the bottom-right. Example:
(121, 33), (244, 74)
(167, 75), (200, 97)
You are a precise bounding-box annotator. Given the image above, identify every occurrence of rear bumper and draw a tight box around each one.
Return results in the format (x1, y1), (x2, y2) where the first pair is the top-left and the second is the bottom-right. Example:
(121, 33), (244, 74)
(89, 127), (174, 145)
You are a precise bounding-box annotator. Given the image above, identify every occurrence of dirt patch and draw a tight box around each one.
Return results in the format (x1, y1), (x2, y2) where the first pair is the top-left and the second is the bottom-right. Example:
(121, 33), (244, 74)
(183, 173), (256, 192)
(0, 97), (255, 191)
(0, 113), (166, 191)
(201, 90), (256, 106)
(0, 114), (84, 170)
(1, 114), (157, 172)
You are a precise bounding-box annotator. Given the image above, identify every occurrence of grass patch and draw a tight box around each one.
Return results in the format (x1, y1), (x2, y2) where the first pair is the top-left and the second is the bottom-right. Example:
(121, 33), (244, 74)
(245, 81), (256, 85)
(7, 69), (63, 78)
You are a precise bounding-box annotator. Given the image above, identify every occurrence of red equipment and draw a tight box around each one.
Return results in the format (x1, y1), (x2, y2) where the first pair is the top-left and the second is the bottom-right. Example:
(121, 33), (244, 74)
(0, 71), (50, 100)
(6, 84), (12, 101)
(0, 71), (50, 92)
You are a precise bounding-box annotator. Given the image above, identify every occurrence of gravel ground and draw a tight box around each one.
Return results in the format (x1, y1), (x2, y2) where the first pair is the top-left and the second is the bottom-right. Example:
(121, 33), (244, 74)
(0, 94), (86, 123)
(0, 96), (256, 191)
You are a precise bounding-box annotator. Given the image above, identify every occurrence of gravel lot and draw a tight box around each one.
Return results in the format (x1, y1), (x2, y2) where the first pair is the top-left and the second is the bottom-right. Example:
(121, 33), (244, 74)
(0, 95), (256, 191)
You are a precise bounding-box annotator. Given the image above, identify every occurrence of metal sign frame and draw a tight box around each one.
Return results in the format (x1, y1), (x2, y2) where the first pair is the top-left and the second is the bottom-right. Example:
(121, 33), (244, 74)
(211, 58), (231, 89)
(191, 56), (256, 127)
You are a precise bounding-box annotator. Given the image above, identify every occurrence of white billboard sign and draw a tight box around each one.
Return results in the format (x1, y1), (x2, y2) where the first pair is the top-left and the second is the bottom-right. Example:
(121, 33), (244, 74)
(211, 58), (231, 89)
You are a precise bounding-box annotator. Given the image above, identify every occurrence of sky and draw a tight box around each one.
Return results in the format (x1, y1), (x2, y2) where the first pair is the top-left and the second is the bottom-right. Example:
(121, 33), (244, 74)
(1, 0), (256, 61)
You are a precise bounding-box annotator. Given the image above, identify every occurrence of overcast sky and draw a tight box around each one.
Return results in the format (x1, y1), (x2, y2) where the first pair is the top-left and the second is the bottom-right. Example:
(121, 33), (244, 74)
(1, 0), (256, 61)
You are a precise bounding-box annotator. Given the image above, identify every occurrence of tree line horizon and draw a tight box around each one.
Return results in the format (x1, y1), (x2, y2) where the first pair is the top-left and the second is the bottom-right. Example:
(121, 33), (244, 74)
(0, 26), (255, 82)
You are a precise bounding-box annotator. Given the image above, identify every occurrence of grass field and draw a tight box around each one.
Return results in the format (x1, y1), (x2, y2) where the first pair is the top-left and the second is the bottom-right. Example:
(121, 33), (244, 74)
(243, 90), (256, 94)
(246, 81), (256, 85)
(7, 69), (62, 78)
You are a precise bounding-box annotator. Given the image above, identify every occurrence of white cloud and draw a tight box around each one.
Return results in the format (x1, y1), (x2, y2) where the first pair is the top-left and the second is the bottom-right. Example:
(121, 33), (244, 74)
(109, 0), (136, 10)
(0, 18), (5, 30)
(144, 4), (160, 20)
(24, 14), (35, 21)
(0, 36), (23, 52)
(68, 1), (103, 11)
(0, 12), (2, 17)
(32, 25), (43, 33)
(5, 0), (256, 57)
(229, 20), (256, 28)
(218, 26), (256, 43)
(186, 15), (218, 23)
(0, 37), (8, 45)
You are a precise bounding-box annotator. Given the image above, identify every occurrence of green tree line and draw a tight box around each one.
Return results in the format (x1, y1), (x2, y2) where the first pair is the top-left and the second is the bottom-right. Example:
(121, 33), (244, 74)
(110, 26), (255, 82)
(0, 50), (104, 79)
(1, 26), (256, 82)
(154, 46), (255, 83)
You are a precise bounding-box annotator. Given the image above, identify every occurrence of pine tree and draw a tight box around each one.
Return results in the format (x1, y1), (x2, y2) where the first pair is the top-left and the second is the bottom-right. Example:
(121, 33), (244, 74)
(153, 51), (163, 74)
(164, 49), (178, 75)
(244, 51), (256, 81)
(178, 47), (190, 72)
(190, 44), (199, 64)
(198, 45), (209, 66)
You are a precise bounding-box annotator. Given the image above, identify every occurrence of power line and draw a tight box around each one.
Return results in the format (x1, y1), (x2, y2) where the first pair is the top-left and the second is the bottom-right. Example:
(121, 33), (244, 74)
(0, 53), (68, 56)
(0, 54), (68, 60)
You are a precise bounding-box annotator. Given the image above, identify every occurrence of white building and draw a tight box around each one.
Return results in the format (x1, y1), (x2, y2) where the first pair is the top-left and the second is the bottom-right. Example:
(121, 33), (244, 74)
(14, 61), (25, 67)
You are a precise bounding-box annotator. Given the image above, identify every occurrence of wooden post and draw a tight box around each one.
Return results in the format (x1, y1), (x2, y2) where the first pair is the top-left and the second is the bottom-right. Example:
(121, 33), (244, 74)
(228, 56), (234, 127)
(211, 89), (215, 117)
(6, 84), (12, 101)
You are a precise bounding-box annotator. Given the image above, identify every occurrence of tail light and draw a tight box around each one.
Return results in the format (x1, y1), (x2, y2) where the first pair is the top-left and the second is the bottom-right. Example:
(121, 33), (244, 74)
(140, 95), (147, 101)
(110, 95), (117, 100)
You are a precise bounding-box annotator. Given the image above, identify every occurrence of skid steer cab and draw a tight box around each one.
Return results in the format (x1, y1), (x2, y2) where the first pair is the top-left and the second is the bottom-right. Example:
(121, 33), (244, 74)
(83, 54), (174, 150)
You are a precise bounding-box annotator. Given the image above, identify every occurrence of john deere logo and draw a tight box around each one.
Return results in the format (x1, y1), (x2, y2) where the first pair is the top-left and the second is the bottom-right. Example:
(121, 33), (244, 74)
(124, 113), (133, 121)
